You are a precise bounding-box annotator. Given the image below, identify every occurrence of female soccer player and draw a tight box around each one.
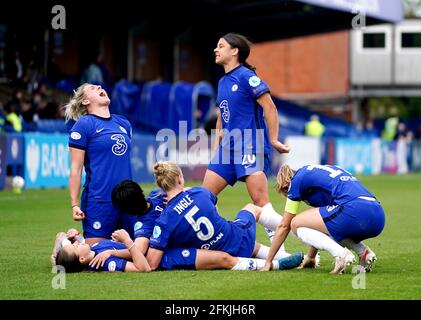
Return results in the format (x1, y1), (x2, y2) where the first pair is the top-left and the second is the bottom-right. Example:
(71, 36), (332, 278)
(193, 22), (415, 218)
(145, 161), (303, 271)
(262, 164), (385, 274)
(202, 33), (289, 241)
(64, 83), (136, 246)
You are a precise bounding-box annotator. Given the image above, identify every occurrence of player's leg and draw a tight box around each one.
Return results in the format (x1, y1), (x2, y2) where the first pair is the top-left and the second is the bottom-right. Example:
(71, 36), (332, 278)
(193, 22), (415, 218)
(244, 172), (269, 206)
(195, 250), (265, 271)
(202, 169), (230, 195)
(252, 243), (303, 270)
(291, 206), (355, 273)
(341, 239), (376, 272)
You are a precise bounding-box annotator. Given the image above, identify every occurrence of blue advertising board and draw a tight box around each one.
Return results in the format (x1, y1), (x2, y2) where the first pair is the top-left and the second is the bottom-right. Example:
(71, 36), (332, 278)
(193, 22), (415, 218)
(335, 138), (373, 175)
(24, 133), (70, 188)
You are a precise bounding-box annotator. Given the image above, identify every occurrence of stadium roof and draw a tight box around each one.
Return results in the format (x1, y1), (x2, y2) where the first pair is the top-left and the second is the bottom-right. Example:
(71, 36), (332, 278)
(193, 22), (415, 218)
(1, 1), (404, 42)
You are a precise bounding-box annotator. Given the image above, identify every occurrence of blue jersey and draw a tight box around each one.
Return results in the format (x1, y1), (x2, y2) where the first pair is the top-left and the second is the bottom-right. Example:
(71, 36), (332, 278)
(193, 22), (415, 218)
(69, 114), (132, 203)
(149, 187), (245, 256)
(88, 240), (127, 272)
(134, 189), (166, 239)
(216, 65), (271, 154)
(288, 165), (374, 207)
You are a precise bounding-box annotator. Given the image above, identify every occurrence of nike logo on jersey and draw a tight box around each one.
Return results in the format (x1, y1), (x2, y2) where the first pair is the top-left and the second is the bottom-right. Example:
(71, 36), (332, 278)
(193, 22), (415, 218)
(96, 128), (105, 133)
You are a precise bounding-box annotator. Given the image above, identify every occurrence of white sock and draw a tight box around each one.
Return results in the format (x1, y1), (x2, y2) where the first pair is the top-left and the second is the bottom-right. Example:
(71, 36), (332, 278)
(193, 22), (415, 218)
(231, 257), (266, 271)
(296, 227), (344, 258)
(264, 227), (275, 242)
(255, 244), (290, 259)
(258, 203), (282, 231)
(340, 239), (366, 256)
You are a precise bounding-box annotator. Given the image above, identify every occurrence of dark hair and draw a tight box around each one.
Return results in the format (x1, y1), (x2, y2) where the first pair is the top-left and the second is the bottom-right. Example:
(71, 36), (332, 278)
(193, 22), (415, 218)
(222, 33), (255, 71)
(112, 180), (148, 215)
(55, 249), (84, 273)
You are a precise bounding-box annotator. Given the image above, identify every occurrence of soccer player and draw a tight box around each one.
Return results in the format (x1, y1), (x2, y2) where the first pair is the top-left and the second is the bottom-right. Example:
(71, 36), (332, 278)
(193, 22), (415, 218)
(262, 164), (385, 274)
(202, 33), (289, 244)
(107, 179), (301, 272)
(64, 83), (136, 246)
(146, 161), (303, 271)
(52, 228), (297, 273)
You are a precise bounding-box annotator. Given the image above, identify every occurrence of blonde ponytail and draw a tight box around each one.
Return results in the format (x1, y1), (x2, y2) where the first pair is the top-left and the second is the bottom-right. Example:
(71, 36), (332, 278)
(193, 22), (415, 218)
(63, 83), (89, 122)
(275, 164), (295, 197)
(153, 161), (182, 192)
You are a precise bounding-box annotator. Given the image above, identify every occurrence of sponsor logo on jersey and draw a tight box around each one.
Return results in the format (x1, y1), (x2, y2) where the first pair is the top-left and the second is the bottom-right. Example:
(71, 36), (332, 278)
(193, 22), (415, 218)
(108, 261), (116, 272)
(153, 225), (161, 239)
(231, 84), (238, 92)
(70, 132), (81, 140)
(248, 76), (261, 87)
(200, 232), (224, 250)
(110, 134), (128, 156)
(219, 100), (230, 123)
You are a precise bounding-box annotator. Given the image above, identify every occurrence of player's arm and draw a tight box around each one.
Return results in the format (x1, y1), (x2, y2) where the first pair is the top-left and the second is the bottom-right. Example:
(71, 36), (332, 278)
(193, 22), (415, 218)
(146, 248), (164, 271)
(261, 199), (300, 271)
(89, 248), (132, 269)
(257, 93), (290, 154)
(135, 237), (150, 255)
(69, 147), (85, 220)
(112, 229), (151, 272)
(213, 108), (222, 152)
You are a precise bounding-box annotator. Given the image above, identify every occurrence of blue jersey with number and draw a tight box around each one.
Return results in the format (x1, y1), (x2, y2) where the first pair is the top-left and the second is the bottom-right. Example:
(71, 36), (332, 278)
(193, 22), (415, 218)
(134, 189), (166, 239)
(149, 187), (244, 255)
(69, 114), (132, 203)
(288, 165), (374, 207)
(216, 65), (271, 154)
(88, 240), (127, 272)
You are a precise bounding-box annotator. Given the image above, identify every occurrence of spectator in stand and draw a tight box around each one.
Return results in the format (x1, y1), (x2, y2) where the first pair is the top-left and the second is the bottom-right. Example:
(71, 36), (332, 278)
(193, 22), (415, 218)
(4, 101), (22, 132)
(394, 122), (410, 141)
(381, 107), (399, 141)
(81, 60), (104, 85)
(305, 114), (325, 138)
(363, 120), (379, 138)
(8, 89), (23, 115)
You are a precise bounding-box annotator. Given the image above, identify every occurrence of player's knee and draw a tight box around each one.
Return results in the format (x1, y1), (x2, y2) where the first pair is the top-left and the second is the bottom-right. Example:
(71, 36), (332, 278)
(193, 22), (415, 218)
(290, 217), (300, 233)
(243, 203), (260, 216)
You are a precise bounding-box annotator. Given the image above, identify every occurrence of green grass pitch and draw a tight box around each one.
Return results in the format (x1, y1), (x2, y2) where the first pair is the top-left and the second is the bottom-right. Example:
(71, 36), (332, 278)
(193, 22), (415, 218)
(1, 174), (420, 300)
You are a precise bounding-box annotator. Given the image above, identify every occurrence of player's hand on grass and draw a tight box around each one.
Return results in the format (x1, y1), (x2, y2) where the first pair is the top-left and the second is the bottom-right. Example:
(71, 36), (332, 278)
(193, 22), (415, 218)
(89, 250), (112, 269)
(271, 140), (290, 154)
(260, 261), (272, 272)
(72, 206), (85, 221)
(112, 229), (131, 246)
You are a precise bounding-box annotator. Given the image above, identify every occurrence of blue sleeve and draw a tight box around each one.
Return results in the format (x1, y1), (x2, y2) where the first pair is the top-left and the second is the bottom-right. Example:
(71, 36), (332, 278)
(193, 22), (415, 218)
(102, 256), (127, 272)
(149, 217), (172, 251)
(287, 171), (303, 201)
(240, 69), (270, 99)
(134, 212), (159, 239)
(202, 187), (217, 205)
(69, 116), (91, 150)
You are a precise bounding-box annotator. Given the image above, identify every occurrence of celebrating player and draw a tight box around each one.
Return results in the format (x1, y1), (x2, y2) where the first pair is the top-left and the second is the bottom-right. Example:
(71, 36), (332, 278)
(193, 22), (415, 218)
(64, 83), (136, 245)
(202, 33), (290, 243)
(145, 161), (303, 271)
(262, 164), (385, 274)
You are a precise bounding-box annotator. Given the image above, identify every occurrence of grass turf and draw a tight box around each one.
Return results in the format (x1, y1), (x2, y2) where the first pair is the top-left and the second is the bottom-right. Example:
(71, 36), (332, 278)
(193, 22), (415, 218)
(0, 174), (420, 300)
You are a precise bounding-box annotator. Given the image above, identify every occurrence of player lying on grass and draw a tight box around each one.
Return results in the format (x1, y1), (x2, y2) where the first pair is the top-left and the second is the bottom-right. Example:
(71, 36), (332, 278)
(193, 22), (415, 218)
(262, 164), (385, 274)
(51, 228), (300, 272)
(141, 161), (303, 271)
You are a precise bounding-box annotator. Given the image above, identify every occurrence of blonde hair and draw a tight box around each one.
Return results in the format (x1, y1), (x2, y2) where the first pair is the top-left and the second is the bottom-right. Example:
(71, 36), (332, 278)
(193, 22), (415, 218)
(153, 161), (183, 192)
(63, 83), (89, 122)
(275, 164), (295, 197)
